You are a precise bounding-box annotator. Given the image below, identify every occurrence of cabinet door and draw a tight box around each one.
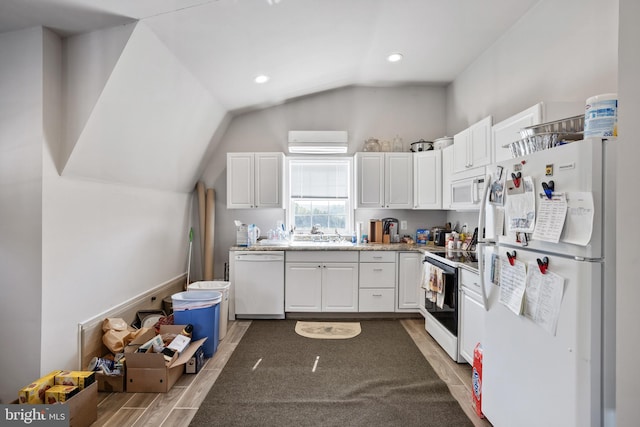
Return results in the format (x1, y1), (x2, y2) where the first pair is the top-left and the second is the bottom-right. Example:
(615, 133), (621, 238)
(413, 151), (442, 209)
(385, 152), (413, 209)
(492, 104), (542, 164)
(453, 128), (469, 173)
(322, 263), (359, 312)
(459, 288), (485, 364)
(285, 263), (322, 311)
(356, 153), (384, 208)
(469, 116), (493, 168)
(254, 153), (284, 208)
(441, 145), (453, 210)
(397, 253), (421, 311)
(227, 153), (254, 208)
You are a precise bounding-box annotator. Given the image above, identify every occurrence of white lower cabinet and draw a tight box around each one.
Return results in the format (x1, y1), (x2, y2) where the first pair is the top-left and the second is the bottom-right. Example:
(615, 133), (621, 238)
(285, 251), (358, 312)
(359, 251), (396, 312)
(359, 288), (395, 311)
(459, 268), (485, 365)
(397, 252), (422, 311)
(285, 263), (322, 311)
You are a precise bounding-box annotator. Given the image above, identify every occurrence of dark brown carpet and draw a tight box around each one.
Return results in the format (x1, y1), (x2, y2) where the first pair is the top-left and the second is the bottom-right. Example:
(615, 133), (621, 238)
(190, 320), (473, 427)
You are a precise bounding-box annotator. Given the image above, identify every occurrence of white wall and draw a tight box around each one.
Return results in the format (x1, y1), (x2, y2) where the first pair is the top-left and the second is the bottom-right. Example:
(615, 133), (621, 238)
(60, 23), (134, 173)
(40, 26), (194, 371)
(201, 85), (448, 278)
(616, 0), (639, 424)
(446, 0), (618, 134)
(0, 27), (44, 404)
(0, 26), (198, 400)
(62, 22), (227, 193)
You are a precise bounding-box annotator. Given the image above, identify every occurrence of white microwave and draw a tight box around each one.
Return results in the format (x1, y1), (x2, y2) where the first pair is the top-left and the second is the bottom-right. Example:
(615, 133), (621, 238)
(449, 168), (486, 210)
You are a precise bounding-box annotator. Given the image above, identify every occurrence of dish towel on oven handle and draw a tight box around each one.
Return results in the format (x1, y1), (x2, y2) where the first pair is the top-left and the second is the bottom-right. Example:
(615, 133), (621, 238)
(423, 264), (446, 308)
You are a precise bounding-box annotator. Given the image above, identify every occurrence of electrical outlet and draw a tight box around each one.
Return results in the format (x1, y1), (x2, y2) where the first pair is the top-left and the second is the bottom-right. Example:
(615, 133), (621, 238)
(400, 220), (407, 230)
(463, 223), (468, 232)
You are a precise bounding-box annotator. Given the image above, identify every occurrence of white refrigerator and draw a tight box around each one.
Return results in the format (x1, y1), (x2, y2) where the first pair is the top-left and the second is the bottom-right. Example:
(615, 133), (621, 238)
(477, 137), (616, 427)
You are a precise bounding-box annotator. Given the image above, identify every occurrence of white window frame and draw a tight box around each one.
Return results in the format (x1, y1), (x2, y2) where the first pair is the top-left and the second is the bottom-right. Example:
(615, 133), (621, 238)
(286, 156), (354, 235)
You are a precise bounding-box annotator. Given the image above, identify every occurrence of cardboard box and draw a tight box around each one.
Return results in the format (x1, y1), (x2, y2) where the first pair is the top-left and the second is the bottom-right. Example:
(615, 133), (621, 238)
(18, 370), (63, 404)
(416, 229), (430, 244)
(124, 325), (206, 393)
(45, 384), (79, 403)
(96, 372), (125, 393)
(55, 371), (95, 390)
(185, 345), (205, 374)
(66, 381), (98, 427)
(10, 381), (97, 427)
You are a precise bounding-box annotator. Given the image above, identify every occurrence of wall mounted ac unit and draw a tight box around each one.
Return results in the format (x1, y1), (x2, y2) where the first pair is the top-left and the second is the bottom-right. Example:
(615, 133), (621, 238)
(287, 131), (348, 154)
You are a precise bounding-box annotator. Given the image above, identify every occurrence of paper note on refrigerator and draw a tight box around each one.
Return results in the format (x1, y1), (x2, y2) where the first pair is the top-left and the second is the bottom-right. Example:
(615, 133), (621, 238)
(524, 261), (566, 336)
(506, 176), (536, 233)
(498, 258), (527, 315)
(532, 194), (568, 243)
(560, 192), (595, 246)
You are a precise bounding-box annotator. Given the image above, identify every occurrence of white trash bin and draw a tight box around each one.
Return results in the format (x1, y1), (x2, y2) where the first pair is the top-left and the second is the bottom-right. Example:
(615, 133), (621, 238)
(188, 281), (230, 340)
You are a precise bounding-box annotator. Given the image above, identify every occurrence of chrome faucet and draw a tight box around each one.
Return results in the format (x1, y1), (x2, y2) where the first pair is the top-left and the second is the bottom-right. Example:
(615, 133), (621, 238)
(310, 224), (323, 235)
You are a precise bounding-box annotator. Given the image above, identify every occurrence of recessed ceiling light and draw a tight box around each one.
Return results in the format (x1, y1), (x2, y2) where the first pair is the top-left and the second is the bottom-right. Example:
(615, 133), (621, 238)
(387, 53), (404, 63)
(254, 74), (270, 84)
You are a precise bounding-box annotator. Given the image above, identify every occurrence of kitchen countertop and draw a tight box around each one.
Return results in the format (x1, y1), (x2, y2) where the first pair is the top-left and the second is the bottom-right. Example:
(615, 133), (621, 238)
(230, 242), (443, 253)
(230, 242), (479, 273)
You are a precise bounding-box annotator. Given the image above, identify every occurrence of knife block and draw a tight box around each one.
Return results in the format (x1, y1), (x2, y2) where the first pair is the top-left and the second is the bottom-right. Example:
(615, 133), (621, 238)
(369, 220), (383, 244)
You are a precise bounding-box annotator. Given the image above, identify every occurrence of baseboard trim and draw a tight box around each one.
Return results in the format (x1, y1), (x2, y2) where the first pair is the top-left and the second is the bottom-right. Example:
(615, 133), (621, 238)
(77, 274), (186, 370)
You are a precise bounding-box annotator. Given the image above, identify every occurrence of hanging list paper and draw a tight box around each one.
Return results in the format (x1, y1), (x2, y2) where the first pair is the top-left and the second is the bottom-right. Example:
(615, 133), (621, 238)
(523, 261), (566, 335)
(561, 192), (595, 246)
(533, 194), (568, 243)
(506, 176), (536, 233)
(499, 258), (527, 315)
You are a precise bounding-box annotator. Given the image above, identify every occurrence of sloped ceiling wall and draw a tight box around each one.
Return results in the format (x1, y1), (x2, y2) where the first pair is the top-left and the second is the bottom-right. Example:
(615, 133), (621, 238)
(62, 21), (226, 192)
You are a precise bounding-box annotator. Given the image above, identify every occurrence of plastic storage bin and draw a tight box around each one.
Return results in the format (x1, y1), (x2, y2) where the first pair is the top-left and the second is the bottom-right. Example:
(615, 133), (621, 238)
(172, 291), (221, 358)
(187, 281), (230, 340)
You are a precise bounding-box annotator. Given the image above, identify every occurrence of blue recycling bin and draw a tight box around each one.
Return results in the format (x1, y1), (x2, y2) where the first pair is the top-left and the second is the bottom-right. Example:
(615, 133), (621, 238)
(172, 290), (221, 357)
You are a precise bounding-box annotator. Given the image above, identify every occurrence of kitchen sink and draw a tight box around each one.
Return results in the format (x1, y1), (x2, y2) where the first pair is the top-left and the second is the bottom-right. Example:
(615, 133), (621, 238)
(288, 240), (355, 247)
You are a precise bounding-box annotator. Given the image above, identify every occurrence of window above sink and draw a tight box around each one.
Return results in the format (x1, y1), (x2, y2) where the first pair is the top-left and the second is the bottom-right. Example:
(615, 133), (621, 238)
(287, 157), (353, 236)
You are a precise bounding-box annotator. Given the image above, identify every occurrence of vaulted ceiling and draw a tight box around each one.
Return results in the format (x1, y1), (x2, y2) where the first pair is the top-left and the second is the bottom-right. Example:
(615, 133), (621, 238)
(1, 0), (540, 113)
(2, 0), (541, 192)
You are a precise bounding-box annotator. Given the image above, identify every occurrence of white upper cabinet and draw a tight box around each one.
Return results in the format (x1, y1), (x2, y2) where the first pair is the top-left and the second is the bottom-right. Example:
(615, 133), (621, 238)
(492, 102), (583, 164)
(452, 115), (493, 174)
(413, 150), (442, 209)
(355, 152), (412, 209)
(227, 152), (284, 208)
(492, 104), (542, 164)
(441, 145), (454, 210)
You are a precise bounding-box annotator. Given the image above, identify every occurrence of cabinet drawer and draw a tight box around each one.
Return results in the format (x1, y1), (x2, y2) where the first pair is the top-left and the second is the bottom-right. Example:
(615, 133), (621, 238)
(358, 289), (395, 312)
(359, 263), (396, 288)
(359, 251), (396, 263)
(286, 251), (358, 263)
(460, 268), (481, 294)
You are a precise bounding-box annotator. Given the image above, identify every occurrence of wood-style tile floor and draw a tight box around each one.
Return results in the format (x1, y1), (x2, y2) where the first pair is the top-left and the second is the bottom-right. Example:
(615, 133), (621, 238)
(92, 319), (492, 426)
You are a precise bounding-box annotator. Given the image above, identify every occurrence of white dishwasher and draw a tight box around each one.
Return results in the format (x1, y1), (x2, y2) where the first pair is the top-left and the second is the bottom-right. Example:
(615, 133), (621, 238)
(233, 251), (285, 319)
